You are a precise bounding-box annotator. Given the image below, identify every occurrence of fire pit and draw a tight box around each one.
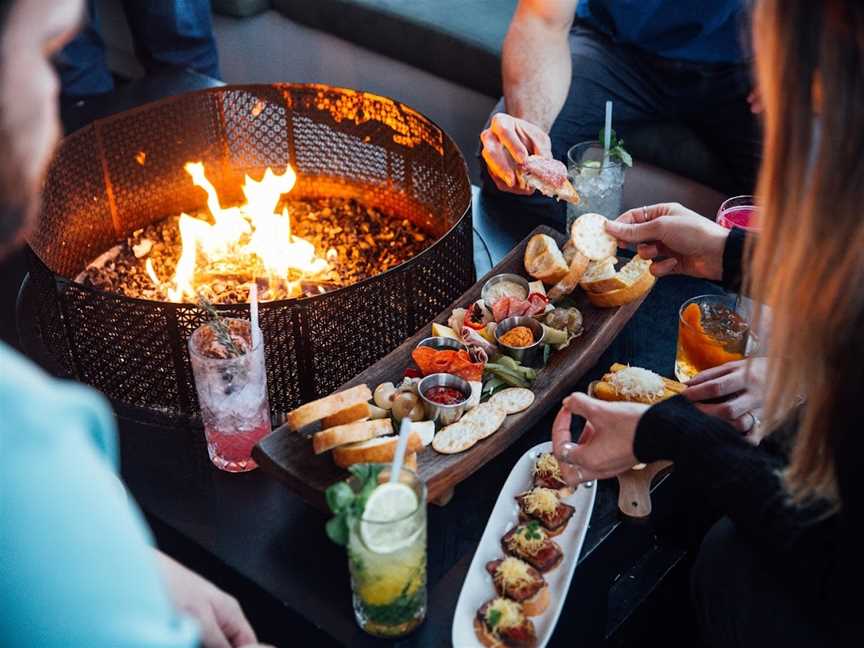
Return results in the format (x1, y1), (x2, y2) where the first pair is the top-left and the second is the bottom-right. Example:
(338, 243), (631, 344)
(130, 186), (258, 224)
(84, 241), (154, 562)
(25, 84), (473, 423)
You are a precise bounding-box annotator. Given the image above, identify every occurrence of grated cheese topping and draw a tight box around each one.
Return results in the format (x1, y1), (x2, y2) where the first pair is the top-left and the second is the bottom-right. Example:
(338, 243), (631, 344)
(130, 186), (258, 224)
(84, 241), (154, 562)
(510, 525), (547, 554)
(485, 597), (523, 633)
(496, 557), (534, 588)
(535, 453), (562, 480)
(521, 487), (560, 515)
(609, 366), (665, 400)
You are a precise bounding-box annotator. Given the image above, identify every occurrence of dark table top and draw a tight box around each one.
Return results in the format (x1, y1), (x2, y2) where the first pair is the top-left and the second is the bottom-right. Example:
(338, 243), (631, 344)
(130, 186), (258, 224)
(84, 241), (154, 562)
(106, 189), (722, 647)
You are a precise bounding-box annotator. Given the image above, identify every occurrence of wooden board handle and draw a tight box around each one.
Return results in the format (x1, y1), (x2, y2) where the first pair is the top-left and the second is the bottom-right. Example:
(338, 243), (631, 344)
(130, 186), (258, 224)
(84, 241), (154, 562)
(616, 461), (672, 518)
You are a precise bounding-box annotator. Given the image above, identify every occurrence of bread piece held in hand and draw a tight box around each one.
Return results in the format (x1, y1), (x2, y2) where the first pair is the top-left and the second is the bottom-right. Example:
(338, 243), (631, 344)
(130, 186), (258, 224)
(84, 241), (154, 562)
(570, 212), (618, 261)
(519, 155), (580, 204)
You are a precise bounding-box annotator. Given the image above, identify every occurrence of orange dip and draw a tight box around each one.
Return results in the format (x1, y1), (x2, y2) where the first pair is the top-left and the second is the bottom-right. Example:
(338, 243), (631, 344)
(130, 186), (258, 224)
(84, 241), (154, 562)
(679, 302), (744, 371)
(500, 326), (534, 348)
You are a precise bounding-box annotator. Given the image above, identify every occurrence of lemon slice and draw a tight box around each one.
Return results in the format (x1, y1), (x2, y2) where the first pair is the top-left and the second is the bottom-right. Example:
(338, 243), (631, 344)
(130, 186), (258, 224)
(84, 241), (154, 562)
(360, 482), (421, 554)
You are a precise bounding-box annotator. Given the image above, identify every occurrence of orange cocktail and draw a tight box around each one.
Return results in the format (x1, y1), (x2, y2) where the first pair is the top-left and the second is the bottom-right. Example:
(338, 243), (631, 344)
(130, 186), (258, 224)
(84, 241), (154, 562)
(675, 295), (751, 382)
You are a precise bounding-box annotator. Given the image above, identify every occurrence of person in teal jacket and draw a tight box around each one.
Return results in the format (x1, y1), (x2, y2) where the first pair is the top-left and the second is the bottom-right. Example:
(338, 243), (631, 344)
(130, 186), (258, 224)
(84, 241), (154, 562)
(0, 1), (269, 646)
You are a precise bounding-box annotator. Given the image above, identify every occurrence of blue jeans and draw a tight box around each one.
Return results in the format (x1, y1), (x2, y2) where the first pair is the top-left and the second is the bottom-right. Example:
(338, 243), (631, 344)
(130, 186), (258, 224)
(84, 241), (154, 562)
(57, 0), (221, 97)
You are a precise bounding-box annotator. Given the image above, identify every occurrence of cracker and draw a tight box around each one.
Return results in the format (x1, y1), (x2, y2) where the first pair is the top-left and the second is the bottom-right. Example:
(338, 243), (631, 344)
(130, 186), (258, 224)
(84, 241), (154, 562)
(431, 422), (477, 454)
(490, 388), (535, 414)
(570, 212), (617, 261)
(461, 402), (507, 440)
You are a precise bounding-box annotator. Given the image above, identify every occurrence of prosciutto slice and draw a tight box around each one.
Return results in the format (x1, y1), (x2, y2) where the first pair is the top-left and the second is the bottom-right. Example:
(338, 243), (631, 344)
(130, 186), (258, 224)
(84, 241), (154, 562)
(519, 155), (580, 204)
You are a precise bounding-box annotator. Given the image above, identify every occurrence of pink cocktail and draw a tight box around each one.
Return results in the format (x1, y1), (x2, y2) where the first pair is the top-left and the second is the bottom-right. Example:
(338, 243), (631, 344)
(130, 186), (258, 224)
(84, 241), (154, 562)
(188, 318), (271, 472)
(717, 195), (759, 232)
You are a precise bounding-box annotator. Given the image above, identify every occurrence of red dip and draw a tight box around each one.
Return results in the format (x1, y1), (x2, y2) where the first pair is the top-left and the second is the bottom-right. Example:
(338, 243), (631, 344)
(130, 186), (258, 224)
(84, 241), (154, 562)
(426, 386), (466, 405)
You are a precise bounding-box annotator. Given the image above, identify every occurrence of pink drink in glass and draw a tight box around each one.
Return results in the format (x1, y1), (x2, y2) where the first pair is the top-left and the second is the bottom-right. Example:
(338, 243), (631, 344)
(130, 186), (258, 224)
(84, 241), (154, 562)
(717, 195), (759, 232)
(189, 318), (271, 472)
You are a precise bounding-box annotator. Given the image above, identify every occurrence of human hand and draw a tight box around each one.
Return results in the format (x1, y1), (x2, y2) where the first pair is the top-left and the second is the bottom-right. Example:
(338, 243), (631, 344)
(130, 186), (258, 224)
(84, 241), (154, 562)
(550, 393), (647, 484)
(684, 357), (769, 442)
(604, 203), (730, 281)
(747, 88), (763, 114)
(156, 550), (259, 648)
(480, 112), (552, 194)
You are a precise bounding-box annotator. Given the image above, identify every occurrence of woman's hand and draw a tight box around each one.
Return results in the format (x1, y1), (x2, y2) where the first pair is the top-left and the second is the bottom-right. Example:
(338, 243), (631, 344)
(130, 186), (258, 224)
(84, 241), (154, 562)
(684, 357), (769, 442)
(550, 393), (647, 484)
(604, 203), (730, 281)
(156, 550), (259, 648)
(480, 112), (552, 194)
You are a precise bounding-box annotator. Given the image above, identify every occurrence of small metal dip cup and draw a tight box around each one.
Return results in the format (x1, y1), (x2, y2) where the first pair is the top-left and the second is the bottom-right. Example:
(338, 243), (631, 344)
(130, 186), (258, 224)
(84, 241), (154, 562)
(481, 273), (530, 308)
(495, 316), (545, 368)
(416, 336), (467, 352)
(418, 373), (471, 427)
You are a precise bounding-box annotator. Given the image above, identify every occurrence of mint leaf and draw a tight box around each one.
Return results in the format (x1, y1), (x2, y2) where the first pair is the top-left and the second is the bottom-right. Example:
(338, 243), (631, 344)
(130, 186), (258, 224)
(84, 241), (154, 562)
(598, 127), (618, 149)
(487, 608), (502, 629)
(325, 514), (349, 546)
(612, 145), (633, 167)
(326, 481), (354, 514)
(598, 127), (633, 167)
(351, 464), (384, 516)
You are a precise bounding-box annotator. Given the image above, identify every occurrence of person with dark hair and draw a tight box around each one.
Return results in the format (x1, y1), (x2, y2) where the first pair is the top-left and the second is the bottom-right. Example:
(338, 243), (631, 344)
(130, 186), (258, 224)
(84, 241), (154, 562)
(0, 2), (267, 646)
(480, 0), (759, 225)
(56, 0), (220, 98)
(552, 0), (864, 644)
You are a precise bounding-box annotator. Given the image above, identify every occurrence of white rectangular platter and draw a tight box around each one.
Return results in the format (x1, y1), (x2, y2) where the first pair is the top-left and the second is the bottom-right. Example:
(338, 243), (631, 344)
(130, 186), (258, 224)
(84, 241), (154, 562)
(452, 441), (596, 647)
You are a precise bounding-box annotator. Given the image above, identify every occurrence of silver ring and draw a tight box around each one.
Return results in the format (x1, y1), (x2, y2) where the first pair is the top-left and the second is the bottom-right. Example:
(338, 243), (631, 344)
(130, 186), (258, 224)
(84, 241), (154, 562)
(641, 205), (648, 221)
(744, 411), (758, 432)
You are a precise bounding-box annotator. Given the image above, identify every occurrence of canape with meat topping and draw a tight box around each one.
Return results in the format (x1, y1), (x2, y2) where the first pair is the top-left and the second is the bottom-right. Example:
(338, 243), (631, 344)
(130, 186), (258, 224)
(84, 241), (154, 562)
(515, 487), (575, 536)
(501, 521), (563, 573)
(474, 597), (537, 648)
(485, 556), (549, 616)
(532, 452), (573, 497)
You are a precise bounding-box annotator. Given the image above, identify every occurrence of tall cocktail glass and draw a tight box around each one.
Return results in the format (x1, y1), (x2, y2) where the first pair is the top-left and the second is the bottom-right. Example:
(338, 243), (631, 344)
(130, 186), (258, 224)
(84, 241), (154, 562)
(188, 318), (271, 472)
(566, 140), (626, 229)
(347, 467), (427, 638)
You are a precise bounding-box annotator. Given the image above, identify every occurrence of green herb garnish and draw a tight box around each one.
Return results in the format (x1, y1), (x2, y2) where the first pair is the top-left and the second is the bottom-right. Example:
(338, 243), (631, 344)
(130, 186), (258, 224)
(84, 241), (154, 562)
(324, 464), (384, 546)
(524, 520), (543, 541)
(487, 608), (502, 629)
(196, 293), (244, 358)
(598, 127), (633, 167)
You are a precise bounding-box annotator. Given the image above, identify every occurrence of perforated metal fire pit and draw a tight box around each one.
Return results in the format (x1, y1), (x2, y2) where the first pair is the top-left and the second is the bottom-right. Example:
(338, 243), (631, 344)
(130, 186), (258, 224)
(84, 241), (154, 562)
(25, 84), (473, 424)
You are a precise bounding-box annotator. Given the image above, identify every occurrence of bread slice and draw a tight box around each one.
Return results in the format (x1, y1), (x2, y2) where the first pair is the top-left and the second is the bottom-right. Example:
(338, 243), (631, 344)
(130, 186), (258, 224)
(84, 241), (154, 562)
(524, 234), (568, 285)
(579, 257), (618, 293)
(547, 250), (590, 302)
(285, 384), (372, 431)
(521, 584), (550, 617)
(332, 432), (423, 468)
(404, 452), (418, 472)
(321, 402), (370, 429)
(586, 266), (655, 308)
(570, 212), (617, 261)
(312, 418), (393, 454)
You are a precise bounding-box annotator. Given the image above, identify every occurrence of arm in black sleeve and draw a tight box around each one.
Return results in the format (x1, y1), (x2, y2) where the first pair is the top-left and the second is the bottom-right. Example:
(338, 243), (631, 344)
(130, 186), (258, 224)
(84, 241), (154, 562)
(721, 226), (747, 291)
(634, 396), (860, 633)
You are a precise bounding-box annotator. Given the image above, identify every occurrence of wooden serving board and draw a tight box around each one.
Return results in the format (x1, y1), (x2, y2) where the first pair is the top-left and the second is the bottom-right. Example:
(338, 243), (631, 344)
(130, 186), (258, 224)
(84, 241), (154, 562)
(253, 225), (648, 510)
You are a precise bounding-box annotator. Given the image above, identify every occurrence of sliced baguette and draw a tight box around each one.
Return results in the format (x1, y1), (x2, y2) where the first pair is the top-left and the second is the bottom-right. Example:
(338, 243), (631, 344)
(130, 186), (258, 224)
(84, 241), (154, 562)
(332, 432), (423, 468)
(586, 266), (655, 308)
(570, 212), (617, 261)
(609, 363), (686, 394)
(524, 234), (569, 285)
(321, 402), (370, 429)
(404, 452), (418, 473)
(285, 384), (372, 431)
(579, 257), (618, 293)
(547, 250), (590, 302)
(312, 418), (393, 454)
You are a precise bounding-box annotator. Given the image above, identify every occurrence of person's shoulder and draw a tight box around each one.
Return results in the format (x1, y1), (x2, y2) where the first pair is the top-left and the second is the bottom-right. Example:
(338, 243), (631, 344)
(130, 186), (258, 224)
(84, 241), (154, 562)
(0, 343), (117, 461)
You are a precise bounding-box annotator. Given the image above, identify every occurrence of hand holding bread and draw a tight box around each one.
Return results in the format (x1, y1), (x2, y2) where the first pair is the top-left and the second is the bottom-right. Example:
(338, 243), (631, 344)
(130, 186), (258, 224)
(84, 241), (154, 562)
(523, 213), (655, 307)
(606, 203), (730, 281)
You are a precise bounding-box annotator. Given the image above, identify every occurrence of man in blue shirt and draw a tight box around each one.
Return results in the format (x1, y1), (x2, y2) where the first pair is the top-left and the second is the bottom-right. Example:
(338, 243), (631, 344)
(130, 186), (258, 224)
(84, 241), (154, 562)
(481, 0), (759, 224)
(0, 1), (267, 646)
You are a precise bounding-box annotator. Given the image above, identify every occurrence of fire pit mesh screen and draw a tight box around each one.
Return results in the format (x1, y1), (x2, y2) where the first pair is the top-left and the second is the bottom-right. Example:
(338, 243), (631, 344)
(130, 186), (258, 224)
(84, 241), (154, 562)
(26, 84), (473, 423)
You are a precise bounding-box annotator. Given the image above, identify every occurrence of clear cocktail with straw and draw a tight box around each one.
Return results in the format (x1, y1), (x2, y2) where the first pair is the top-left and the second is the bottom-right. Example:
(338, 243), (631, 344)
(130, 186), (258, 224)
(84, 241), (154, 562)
(566, 100), (630, 228)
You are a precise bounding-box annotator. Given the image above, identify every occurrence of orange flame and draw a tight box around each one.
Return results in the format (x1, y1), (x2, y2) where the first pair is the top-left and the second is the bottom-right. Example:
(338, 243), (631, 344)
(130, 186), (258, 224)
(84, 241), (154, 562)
(166, 162), (328, 302)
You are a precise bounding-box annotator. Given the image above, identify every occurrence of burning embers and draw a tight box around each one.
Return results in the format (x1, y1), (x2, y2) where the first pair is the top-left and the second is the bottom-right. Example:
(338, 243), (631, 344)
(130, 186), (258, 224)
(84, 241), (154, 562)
(77, 162), (432, 304)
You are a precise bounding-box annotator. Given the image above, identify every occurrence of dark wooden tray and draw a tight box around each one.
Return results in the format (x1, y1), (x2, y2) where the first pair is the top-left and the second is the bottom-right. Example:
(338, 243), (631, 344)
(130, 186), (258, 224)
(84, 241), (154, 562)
(253, 225), (647, 509)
